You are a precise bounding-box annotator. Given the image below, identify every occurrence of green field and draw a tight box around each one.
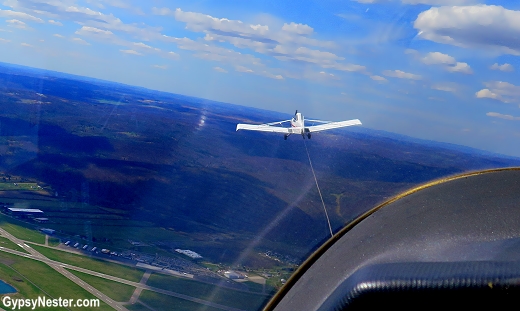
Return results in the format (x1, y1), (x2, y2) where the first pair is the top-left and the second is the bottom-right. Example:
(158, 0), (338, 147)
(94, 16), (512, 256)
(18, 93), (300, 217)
(0, 182), (39, 191)
(0, 236), (28, 253)
(136, 290), (223, 311)
(48, 237), (61, 247)
(0, 214), (45, 244)
(29, 244), (145, 282)
(146, 273), (269, 311)
(126, 303), (151, 311)
(0, 251), (113, 310)
(68, 269), (136, 302)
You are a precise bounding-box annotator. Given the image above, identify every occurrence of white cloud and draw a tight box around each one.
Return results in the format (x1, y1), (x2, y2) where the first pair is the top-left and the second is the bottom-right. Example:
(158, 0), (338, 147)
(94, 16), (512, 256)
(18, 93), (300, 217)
(166, 51), (179, 59)
(120, 49), (142, 56)
(75, 26), (116, 40)
(152, 64), (167, 69)
(155, 8), (365, 74)
(20, 42), (32, 47)
(490, 63), (514, 72)
(213, 67), (228, 73)
(234, 65), (283, 80)
(53, 33), (64, 38)
(476, 81), (520, 103)
(420, 52), (473, 74)
(421, 52), (456, 65)
(486, 112), (520, 121)
(432, 83), (458, 93)
(476, 89), (501, 100)
(0, 9), (43, 23)
(236, 65), (254, 73)
(162, 36), (263, 66)
(281, 22), (313, 35)
(4, 1), (159, 40)
(403, 0), (478, 4)
(71, 37), (90, 45)
(382, 69), (421, 80)
(6, 19), (29, 29)
(133, 42), (160, 52)
(87, 0), (144, 15)
(48, 20), (62, 26)
(0, 38), (10, 43)
(370, 75), (387, 82)
(446, 62), (473, 74)
(414, 5), (520, 55)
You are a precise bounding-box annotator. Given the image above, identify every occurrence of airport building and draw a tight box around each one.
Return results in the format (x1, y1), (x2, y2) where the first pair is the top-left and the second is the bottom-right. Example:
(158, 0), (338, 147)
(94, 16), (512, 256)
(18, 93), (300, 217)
(40, 228), (55, 235)
(224, 271), (245, 279)
(175, 249), (203, 259)
(6, 208), (44, 218)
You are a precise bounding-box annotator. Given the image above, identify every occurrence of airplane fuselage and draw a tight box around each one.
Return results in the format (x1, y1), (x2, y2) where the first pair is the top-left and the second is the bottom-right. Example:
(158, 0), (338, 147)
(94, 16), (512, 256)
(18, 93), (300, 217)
(288, 112), (310, 139)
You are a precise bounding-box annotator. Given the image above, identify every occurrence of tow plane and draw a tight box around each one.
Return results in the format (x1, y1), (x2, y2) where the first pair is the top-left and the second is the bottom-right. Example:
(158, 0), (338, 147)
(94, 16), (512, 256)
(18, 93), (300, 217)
(236, 110), (361, 140)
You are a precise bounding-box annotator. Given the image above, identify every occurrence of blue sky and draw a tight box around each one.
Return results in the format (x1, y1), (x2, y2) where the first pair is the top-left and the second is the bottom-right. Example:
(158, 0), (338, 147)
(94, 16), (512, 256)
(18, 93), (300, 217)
(0, 0), (520, 156)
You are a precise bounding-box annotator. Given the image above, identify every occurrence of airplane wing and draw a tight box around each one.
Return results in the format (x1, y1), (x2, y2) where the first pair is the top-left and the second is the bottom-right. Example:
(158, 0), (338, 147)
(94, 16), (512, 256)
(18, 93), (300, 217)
(306, 119), (362, 133)
(236, 124), (292, 133)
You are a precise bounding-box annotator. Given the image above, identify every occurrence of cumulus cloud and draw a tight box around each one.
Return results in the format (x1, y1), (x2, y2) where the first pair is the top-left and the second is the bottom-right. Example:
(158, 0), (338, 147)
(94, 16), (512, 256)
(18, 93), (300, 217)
(87, 0), (144, 15)
(421, 52), (455, 65)
(432, 83), (458, 93)
(0, 9), (43, 23)
(236, 66), (254, 73)
(4, 0), (160, 40)
(120, 49), (142, 56)
(166, 51), (179, 59)
(490, 63), (514, 72)
(213, 67), (228, 73)
(71, 37), (90, 45)
(382, 69), (421, 80)
(20, 42), (32, 47)
(486, 112), (520, 121)
(152, 64), (167, 69)
(48, 19), (62, 26)
(420, 52), (473, 74)
(75, 26), (117, 40)
(133, 42), (161, 52)
(281, 22), (313, 35)
(162, 35), (263, 66)
(234, 65), (283, 80)
(446, 62), (473, 74)
(0, 38), (10, 43)
(53, 33), (64, 38)
(476, 81), (520, 103)
(414, 5), (520, 55)
(154, 8), (365, 75)
(370, 75), (387, 82)
(6, 19), (29, 29)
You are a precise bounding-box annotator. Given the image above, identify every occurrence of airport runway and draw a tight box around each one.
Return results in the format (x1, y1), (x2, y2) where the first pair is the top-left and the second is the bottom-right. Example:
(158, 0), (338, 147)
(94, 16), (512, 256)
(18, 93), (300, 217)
(0, 227), (127, 311)
(0, 229), (246, 311)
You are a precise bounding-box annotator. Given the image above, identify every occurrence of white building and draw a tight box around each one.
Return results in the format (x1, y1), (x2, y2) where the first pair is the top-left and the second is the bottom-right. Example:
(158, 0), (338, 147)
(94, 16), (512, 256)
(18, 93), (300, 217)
(175, 249), (203, 259)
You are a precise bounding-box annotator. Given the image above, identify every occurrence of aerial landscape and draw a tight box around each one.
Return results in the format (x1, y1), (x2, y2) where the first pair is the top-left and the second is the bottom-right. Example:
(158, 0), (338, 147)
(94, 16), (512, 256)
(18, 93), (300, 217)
(0, 63), (519, 310)
(0, 0), (519, 310)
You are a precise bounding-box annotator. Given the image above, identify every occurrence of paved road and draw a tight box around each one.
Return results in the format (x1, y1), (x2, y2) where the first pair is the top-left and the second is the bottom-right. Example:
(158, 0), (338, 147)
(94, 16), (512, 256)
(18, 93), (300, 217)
(0, 232), (246, 311)
(129, 270), (151, 304)
(0, 228), (128, 311)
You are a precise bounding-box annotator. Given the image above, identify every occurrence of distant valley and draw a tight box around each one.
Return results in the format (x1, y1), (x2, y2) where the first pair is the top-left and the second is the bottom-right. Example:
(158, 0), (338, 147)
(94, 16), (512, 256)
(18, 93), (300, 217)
(1, 62), (519, 267)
